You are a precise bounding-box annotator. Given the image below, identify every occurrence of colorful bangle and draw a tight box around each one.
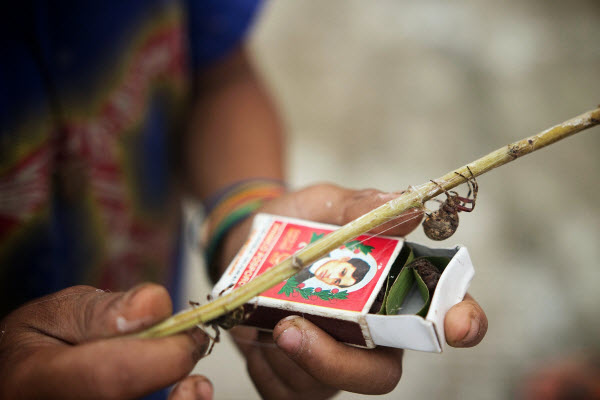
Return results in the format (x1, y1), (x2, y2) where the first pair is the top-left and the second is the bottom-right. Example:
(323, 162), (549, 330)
(201, 179), (286, 269)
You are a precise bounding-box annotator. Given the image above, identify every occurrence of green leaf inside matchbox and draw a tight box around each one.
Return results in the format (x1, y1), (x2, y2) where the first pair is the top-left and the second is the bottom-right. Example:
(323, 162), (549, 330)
(377, 244), (450, 317)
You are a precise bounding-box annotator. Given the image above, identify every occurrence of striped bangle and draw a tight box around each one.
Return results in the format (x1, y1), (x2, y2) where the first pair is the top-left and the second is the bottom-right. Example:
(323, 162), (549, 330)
(201, 179), (286, 268)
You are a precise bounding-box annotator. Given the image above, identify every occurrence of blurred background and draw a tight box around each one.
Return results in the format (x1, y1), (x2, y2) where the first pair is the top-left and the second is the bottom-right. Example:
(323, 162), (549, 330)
(187, 1), (600, 398)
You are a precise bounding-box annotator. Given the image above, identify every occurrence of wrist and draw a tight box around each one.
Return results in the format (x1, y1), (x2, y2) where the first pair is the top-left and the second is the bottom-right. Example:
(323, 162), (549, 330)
(201, 178), (286, 282)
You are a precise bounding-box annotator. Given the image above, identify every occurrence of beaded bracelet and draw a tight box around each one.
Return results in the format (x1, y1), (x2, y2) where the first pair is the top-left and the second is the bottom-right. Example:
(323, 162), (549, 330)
(201, 179), (286, 272)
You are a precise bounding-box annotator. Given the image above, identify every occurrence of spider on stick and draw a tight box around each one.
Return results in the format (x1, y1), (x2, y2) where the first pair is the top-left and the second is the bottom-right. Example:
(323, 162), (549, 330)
(189, 284), (257, 355)
(422, 166), (478, 241)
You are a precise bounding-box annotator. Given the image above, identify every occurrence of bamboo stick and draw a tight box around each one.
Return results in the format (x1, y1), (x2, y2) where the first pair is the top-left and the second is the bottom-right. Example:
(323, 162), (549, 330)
(136, 106), (600, 339)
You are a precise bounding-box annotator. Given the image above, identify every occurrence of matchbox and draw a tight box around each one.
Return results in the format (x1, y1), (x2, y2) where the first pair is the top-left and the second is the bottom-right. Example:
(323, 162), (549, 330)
(213, 214), (474, 352)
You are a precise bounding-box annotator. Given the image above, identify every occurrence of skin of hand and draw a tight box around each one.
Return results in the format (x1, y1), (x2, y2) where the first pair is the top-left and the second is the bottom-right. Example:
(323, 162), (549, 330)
(0, 284), (214, 400)
(216, 183), (489, 399)
(184, 44), (487, 398)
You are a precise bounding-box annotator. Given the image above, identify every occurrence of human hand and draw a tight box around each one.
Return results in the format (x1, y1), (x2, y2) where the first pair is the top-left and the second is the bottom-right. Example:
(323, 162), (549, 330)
(0, 284), (213, 400)
(218, 183), (488, 399)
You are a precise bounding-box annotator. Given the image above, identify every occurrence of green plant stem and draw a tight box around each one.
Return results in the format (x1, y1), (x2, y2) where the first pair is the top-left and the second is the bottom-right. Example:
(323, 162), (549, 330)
(137, 106), (600, 339)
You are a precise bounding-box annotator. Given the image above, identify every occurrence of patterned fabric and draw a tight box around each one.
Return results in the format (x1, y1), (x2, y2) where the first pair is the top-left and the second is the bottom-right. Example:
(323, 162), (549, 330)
(0, 0), (261, 318)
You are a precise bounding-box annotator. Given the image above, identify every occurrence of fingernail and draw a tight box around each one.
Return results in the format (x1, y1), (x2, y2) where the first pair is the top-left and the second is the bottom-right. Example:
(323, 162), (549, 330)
(272, 315), (300, 342)
(275, 323), (302, 356)
(281, 314), (300, 323)
(195, 379), (213, 400)
(460, 316), (481, 346)
(190, 328), (210, 361)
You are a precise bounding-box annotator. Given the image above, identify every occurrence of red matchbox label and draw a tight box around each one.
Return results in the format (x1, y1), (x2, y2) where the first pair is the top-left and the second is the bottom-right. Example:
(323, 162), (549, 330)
(223, 215), (403, 315)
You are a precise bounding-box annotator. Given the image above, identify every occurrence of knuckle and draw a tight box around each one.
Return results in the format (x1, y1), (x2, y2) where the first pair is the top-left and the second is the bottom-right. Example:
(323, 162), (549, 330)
(78, 290), (119, 339)
(341, 188), (384, 221)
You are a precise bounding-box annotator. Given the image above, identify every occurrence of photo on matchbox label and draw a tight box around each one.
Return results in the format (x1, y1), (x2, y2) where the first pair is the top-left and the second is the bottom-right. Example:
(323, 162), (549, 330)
(262, 229), (402, 313)
(217, 214), (404, 315)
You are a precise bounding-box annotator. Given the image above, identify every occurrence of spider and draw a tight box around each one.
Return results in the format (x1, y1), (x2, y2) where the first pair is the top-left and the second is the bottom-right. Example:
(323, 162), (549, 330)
(422, 166), (478, 241)
(189, 285), (257, 356)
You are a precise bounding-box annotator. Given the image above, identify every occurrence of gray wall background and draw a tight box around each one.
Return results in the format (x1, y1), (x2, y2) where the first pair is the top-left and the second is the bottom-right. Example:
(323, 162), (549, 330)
(187, 1), (600, 398)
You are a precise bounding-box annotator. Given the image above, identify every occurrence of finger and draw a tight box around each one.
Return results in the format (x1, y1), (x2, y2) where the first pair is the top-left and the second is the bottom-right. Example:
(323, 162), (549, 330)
(251, 331), (338, 399)
(283, 184), (423, 236)
(243, 332), (336, 400)
(335, 188), (423, 236)
(444, 293), (488, 348)
(21, 283), (174, 343)
(231, 327), (335, 398)
(228, 325), (259, 357)
(257, 332), (325, 393)
(245, 338), (291, 399)
(21, 329), (210, 400)
(244, 332), (309, 400)
(169, 375), (213, 400)
(273, 315), (404, 395)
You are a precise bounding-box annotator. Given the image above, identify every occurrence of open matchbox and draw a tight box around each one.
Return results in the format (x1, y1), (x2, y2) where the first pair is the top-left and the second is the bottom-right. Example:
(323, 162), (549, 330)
(213, 214), (475, 353)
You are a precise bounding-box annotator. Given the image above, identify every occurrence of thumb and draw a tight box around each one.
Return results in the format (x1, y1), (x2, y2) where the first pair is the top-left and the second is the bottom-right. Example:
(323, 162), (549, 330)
(22, 283), (173, 343)
(74, 283), (174, 341)
(262, 183), (423, 236)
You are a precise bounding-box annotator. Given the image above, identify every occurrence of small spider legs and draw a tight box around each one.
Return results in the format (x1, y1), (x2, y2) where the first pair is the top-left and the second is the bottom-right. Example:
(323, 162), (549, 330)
(188, 284), (258, 356)
(422, 166), (478, 241)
